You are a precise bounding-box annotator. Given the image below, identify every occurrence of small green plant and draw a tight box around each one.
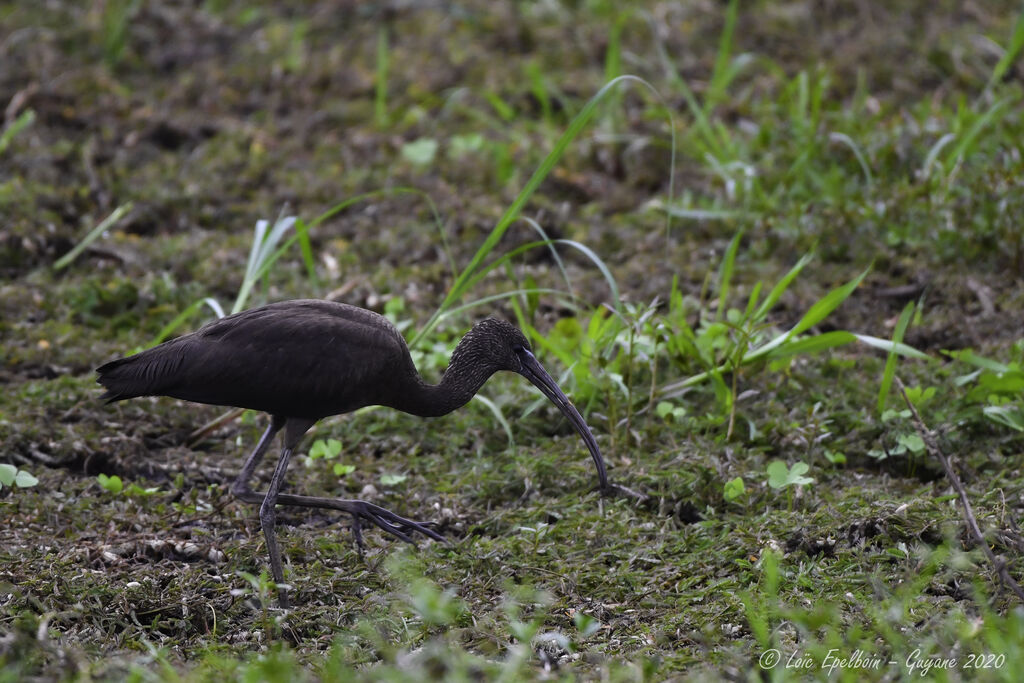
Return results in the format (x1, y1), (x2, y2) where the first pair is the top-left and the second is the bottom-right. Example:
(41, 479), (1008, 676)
(901, 384), (937, 409)
(572, 612), (601, 639)
(95, 473), (158, 498)
(651, 234), (932, 441)
(723, 476), (746, 502)
(232, 570), (286, 632)
(948, 343), (1024, 432)
(406, 578), (466, 627)
(767, 460), (813, 510)
(400, 138), (438, 166)
(124, 482), (161, 498)
(656, 400), (686, 422)
(307, 438), (355, 477)
(0, 464), (38, 490)
(379, 473), (407, 486)
(308, 438), (341, 460)
(97, 473), (123, 495)
(822, 449), (847, 466)
(741, 548), (780, 652)
(869, 409), (928, 474)
(766, 460), (814, 490)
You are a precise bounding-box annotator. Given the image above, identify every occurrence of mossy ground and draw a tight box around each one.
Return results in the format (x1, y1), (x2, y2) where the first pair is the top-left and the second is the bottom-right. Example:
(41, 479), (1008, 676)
(2, 1), (1024, 680)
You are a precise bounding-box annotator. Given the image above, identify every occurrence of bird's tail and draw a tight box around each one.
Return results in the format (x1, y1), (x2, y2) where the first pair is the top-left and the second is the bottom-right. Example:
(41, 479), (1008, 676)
(96, 344), (185, 402)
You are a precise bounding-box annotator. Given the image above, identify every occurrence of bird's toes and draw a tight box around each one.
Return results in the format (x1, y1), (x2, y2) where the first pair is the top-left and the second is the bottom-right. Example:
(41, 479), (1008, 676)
(600, 482), (648, 502)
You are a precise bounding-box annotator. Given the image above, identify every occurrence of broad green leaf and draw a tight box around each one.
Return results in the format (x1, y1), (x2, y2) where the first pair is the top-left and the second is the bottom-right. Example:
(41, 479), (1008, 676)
(0, 464), (16, 487)
(98, 473), (123, 495)
(401, 138), (438, 165)
(767, 461), (814, 489)
(14, 470), (39, 488)
(724, 476), (746, 501)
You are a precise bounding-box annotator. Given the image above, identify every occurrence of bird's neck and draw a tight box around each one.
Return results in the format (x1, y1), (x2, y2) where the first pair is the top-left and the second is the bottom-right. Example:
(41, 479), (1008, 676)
(389, 340), (496, 418)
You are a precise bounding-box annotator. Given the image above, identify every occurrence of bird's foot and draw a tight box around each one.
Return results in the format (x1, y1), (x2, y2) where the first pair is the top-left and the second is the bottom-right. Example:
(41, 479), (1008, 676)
(597, 482), (648, 502)
(348, 500), (447, 555)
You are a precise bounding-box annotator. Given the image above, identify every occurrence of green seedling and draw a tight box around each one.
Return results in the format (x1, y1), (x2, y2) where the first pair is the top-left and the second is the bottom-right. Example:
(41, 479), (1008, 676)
(573, 612), (601, 639)
(949, 344), (1024, 432)
(307, 439), (356, 476)
(767, 461), (813, 510)
(823, 450), (847, 466)
(379, 473), (407, 487)
(723, 476), (746, 502)
(308, 438), (342, 460)
(400, 138), (438, 166)
(97, 473), (123, 495)
(656, 401), (686, 422)
(0, 464), (38, 490)
(767, 461), (814, 490)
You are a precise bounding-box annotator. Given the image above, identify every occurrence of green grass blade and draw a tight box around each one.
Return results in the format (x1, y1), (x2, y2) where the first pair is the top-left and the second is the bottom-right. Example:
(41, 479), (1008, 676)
(716, 229), (743, 320)
(877, 301), (915, 414)
(745, 265), (870, 361)
(829, 132), (873, 187)
(147, 297), (224, 347)
(472, 395), (514, 446)
(852, 334), (931, 361)
(518, 218), (574, 299)
(766, 331), (857, 359)
(605, 13), (625, 83)
(293, 217), (318, 288)
(743, 281), (762, 321)
(434, 288), (568, 325)
(414, 75), (671, 348)
(555, 239), (621, 307)
(752, 251), (814, 321)
(943, 97), (1011, 173)
(305, 188), (454, 277)
(787, 266), (870, 337)
(375, 24), (389, 127)
(946, 349), (1011, 373)
(53, 203), (133, 270)
(706, 0), (739, 112)
(640, 9), (724, 158)
(988, 9), (1024, 90)
(456, 239), (579, 300)
(920, 133), (956, 181)
(0, 109), (35, 157)
(441, 76), (640, 307)
(239, 189), (452, 313)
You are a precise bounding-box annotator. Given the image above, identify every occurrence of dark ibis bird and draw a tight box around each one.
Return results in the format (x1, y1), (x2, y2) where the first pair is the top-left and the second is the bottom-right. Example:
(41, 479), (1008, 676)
(97, 299), (617, 606)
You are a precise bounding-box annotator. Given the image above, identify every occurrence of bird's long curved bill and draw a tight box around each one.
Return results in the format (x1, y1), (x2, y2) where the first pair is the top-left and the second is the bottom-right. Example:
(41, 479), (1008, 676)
(517, 349), (609, 490)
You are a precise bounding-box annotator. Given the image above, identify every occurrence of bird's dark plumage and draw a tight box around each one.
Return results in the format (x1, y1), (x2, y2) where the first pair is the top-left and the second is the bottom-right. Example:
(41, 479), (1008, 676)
(97, 298), (614, 607)
(98, 300), (417, 418)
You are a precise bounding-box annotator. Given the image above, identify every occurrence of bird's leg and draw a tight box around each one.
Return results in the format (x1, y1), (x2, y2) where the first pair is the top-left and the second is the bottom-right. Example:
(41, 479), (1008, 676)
(597, 482), (648, 502)
(232, 418), (444, 564)
(257, 417), (314, 609)
(230, 415), (286, 504)
(260, 491), (446, 548)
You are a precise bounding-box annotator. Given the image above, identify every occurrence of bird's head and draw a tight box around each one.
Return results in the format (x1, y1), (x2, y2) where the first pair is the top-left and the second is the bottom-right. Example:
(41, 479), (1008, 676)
(455, 318), (534, 373)
(451, 317), (610, 491)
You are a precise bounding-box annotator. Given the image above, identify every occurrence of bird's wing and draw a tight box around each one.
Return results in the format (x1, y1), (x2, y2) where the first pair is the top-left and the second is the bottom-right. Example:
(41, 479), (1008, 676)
(100, 300), (414, 419)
